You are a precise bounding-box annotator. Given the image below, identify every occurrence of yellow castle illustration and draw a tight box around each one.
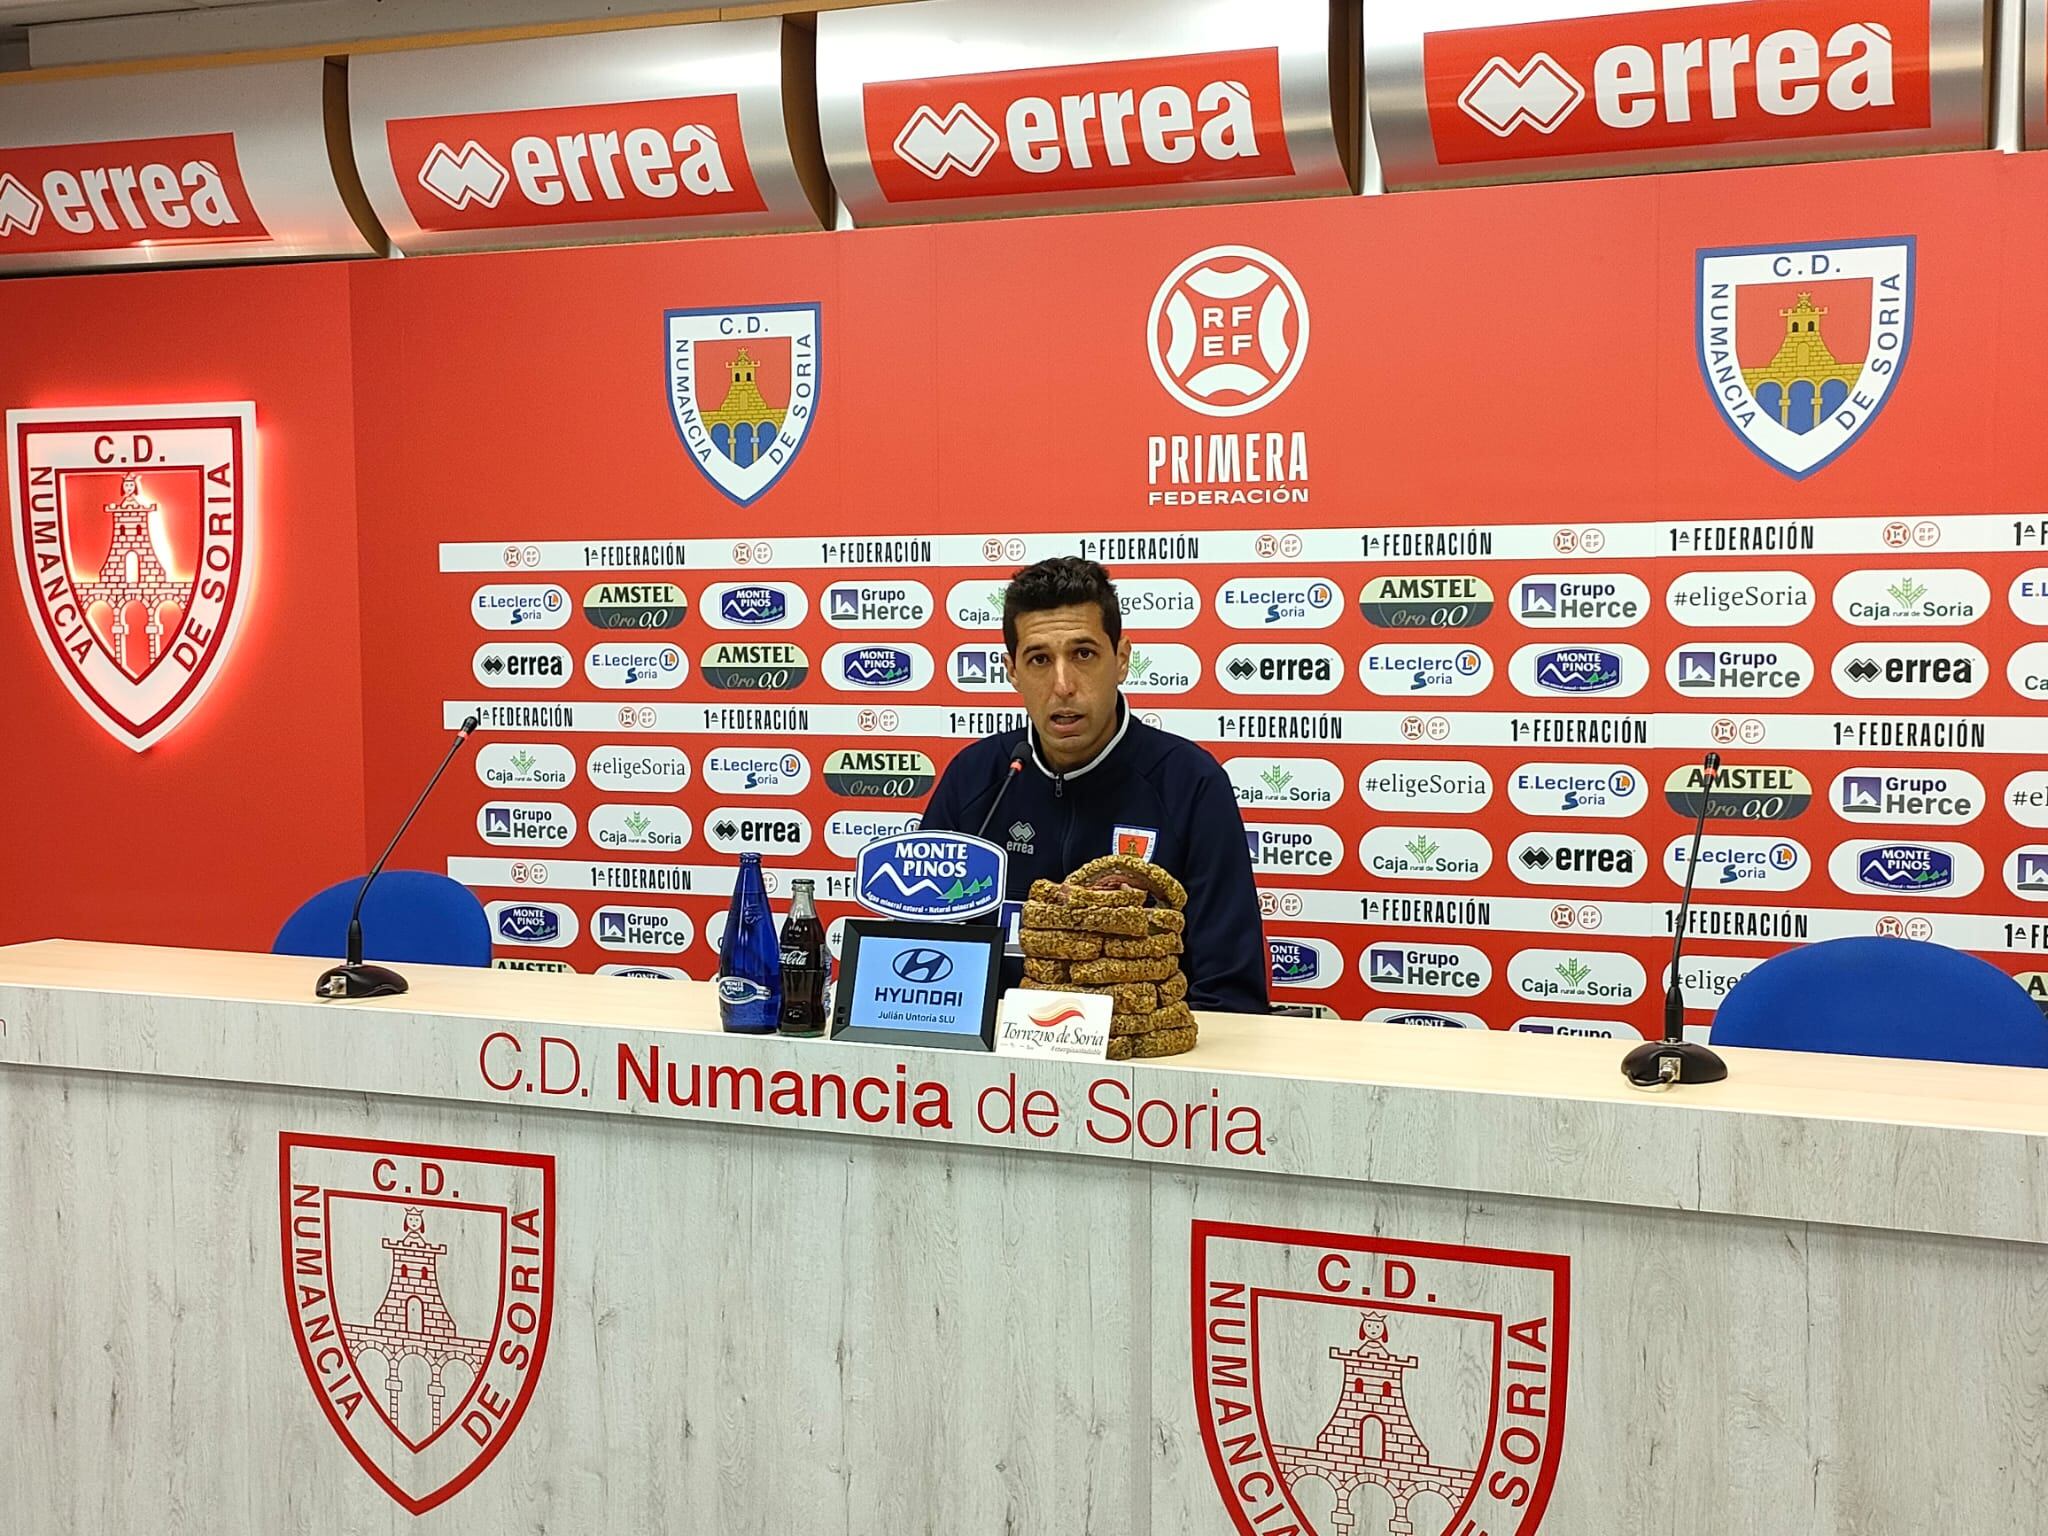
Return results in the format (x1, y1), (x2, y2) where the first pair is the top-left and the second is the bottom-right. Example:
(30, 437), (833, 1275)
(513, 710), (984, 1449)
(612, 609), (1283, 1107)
(1741, 292), (1862, 432)
(702, 349), (787, 467)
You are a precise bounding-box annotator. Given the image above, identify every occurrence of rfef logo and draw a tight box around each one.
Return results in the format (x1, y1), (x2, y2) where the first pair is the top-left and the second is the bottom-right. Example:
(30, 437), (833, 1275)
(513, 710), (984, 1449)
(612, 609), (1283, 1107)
(856, 832), (1006, 921)
(8, 405), (255, 750)
(1426, 0), (1928, 163)
(1697, 236), (1913, 478)
(279, 1133), (555, 1515)
(864, 48), (1290, 202)
(1192, 1220), (1567, 1536)
(665, 304), (820, 505)
(0, 133), (267, 253)
(386, 95), (766, 231)
(1149, 246), (1308, 417)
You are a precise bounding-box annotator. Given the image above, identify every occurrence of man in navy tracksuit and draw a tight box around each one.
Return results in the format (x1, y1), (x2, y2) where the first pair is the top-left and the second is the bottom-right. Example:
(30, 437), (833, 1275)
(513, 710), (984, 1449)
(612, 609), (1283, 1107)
(921, 557), (1269, 1014)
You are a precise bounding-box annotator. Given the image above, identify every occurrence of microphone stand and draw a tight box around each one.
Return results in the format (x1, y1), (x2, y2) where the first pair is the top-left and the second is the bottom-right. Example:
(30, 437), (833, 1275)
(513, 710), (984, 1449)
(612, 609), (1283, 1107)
(1622, 750), (1731, 1089)
(317, 713), (481, 1001)
(973, 736), (1031, 841)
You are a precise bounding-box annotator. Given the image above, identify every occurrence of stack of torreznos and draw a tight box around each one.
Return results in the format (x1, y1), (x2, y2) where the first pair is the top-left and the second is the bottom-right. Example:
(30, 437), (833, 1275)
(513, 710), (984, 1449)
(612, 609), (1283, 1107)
(1017, 855), (1197, 1059)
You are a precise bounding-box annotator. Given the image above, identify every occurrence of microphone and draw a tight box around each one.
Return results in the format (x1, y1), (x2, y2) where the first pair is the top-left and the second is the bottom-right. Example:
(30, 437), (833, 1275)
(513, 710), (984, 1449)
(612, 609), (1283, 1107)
(316, 712), (482, 1001)
(972, 736), (1031, 842)
(1623, 750), (1730, 1089)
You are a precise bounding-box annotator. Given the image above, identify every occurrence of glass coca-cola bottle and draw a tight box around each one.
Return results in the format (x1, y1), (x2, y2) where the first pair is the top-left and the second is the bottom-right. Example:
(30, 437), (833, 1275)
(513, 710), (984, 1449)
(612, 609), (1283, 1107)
(777, 879), (829, 1037)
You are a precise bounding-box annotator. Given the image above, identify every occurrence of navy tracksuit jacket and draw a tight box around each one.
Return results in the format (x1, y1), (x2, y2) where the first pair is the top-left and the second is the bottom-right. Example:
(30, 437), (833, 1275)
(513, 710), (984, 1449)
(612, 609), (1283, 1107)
(920, 701), (1271, 1015)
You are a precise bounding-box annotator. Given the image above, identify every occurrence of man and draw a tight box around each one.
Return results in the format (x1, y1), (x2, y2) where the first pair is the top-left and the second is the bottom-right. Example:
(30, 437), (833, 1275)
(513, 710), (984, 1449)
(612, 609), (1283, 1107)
(921, 557), (1269, 1014)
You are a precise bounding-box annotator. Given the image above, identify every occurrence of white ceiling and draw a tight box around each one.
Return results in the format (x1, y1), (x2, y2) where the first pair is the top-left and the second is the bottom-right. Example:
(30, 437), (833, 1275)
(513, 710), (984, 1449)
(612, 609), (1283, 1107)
(0, 0), (254, 21)
(2, 0), (767, 68)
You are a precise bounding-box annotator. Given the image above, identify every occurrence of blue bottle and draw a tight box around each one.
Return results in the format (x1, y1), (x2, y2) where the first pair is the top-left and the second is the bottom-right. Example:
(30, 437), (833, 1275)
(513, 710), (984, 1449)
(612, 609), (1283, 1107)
(718, 852), (783, 1034)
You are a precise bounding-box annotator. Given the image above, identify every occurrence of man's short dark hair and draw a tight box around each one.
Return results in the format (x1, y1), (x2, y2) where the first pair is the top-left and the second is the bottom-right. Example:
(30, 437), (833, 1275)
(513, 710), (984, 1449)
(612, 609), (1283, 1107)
(1002, 556), (1123, 656)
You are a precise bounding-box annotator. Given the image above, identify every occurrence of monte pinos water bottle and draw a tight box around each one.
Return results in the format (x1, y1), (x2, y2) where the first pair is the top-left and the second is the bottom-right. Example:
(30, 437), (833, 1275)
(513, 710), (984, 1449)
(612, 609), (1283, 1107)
(718, 852), (782, 1034)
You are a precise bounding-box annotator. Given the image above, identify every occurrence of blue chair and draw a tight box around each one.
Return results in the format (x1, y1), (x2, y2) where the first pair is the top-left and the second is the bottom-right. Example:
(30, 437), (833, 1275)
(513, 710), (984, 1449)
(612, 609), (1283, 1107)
(1710, 936), (2048, 1068)
(273, 871), (492, 969)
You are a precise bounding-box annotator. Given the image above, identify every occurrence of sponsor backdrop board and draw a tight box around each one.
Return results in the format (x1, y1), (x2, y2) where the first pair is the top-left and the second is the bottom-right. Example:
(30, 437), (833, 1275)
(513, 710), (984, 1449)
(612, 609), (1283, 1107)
(9, 148), (2048, 1037)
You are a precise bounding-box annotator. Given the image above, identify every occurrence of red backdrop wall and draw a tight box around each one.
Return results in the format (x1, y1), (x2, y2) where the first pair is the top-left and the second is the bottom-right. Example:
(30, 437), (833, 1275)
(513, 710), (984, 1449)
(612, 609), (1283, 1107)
(7, 147), (2048, 1037)
(0, 262), (369, 950)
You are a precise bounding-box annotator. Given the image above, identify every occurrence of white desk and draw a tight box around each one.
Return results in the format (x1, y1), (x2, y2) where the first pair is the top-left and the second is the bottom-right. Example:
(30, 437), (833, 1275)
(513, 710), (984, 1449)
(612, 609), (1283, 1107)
(1, 940), (2043, 1533)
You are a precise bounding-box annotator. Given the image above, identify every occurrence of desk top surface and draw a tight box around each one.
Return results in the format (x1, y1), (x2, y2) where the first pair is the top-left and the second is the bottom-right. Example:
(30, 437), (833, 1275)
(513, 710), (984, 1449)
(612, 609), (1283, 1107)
(2, 937), (2043, 1140)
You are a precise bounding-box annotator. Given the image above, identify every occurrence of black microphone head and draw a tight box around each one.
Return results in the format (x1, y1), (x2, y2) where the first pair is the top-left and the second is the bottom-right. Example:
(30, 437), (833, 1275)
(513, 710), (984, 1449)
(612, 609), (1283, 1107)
(461, 712), (482, 734)
(1701, 750), (1722, 783)
(1008, 736), (1030, 767)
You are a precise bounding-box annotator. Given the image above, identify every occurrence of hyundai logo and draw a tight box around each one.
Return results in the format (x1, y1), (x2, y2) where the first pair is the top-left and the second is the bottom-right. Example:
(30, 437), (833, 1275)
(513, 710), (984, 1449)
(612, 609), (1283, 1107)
(892, 947), (954, 984)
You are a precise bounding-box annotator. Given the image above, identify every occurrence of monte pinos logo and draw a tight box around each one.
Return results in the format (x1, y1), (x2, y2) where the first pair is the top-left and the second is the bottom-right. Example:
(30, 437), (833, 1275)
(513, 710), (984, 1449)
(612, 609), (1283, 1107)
(8, 403), (255, 749)
(1696, 236), (1914, 478)
(665, 302), (820, 506)
(1193, 1220), (1568, 1536)
(280, 1133), (556, 1515)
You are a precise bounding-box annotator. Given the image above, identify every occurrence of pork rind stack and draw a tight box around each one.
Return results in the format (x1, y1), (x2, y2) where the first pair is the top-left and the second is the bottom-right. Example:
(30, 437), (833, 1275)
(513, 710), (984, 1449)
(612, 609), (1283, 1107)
(1016, 855), (1197, 1060)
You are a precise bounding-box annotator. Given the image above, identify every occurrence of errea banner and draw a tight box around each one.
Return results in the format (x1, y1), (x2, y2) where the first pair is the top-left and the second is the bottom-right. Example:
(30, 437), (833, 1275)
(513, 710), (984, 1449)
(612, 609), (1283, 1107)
(383, 96), (766, 232)
(818, 0), (1348, 223)
(0, 59), (375, 273)
(349, 20), (826, 254)
(0, 133), (266, 254)
(1374, 0), (1983, 189)
(861, 50), (1291, 204)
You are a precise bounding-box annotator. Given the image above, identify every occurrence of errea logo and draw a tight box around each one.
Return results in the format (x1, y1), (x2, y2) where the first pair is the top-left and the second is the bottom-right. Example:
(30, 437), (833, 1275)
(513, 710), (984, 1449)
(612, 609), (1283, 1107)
(386, 95), (765, 231)
(0, 133), (268, 253)
(1429, 4), (1925, 163)
(867, 48), (1290, 202)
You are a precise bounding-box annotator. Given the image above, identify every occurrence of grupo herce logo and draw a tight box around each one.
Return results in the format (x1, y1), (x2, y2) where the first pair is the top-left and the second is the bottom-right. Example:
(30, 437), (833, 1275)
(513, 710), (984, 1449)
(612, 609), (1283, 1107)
(664, 304), (819, 506)
(279, 1133), (555, 1515)
(1148, 246), (1308, 417)
(8, 404), (255, 751)
(1192, 1220), (1567, 1536)
(1695, 237), (1913, 479)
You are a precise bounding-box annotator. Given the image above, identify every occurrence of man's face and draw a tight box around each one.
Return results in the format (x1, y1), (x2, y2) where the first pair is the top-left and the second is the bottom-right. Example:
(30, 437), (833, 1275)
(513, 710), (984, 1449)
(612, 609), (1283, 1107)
(1008, 603), (1130, 771)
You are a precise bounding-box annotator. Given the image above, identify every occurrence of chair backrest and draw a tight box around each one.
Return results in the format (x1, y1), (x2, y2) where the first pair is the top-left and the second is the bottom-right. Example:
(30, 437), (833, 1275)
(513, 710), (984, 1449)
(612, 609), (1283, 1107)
(273, 871), (492, 969)
(1709, 936), (2048, 1067)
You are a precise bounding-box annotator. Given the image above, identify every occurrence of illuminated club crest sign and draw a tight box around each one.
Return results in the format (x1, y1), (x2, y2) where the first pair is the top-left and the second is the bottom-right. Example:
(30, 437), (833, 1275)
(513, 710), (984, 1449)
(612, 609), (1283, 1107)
(279, 1133), (556, 1515)
(1695, 237), (1914, 479)
(665, 302), (820, 505)
(1192, 1220), (1569, 1536)
(7, 404), (254, 750)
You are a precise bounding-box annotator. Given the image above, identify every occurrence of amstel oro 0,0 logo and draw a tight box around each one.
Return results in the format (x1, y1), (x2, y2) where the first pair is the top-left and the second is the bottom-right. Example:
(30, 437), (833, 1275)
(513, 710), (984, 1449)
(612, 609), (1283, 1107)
(1662, 764), (1813, 821)
(581, 580), (686, 630)
(1193, 1220), (1567, 1536)
(699, 640), (809, 690)
(825, 747), (937, 799)
(279, 1133), (555, 1515)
